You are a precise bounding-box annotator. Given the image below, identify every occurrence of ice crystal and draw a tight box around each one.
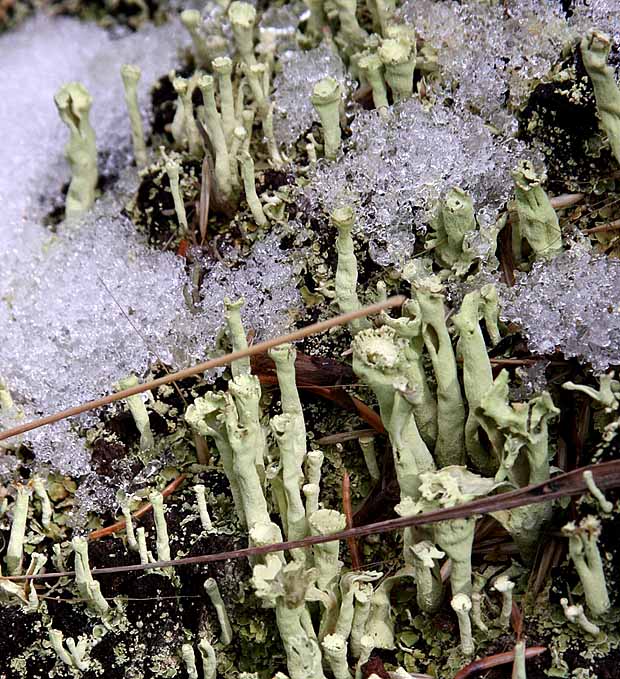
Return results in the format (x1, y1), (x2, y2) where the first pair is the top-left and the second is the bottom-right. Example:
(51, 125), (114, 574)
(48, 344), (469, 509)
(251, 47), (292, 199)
(273, 42), (347, 147)
(500, 247), (620, 372)
(400, 0), (620, 135)
(304, 98), (529, 265)
(400, 0), (571, 134)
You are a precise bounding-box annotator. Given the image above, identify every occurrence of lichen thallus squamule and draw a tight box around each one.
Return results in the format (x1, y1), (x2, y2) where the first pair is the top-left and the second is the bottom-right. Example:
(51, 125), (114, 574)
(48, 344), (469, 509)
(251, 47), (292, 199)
(6, 5), (620, 677)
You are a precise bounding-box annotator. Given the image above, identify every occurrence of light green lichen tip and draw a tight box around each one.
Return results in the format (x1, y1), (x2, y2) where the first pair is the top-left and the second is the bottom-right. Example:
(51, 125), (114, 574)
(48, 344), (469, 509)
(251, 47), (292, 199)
(6, 485), (30, 575)
(116, 375), (154, 450)
(311, 77), (342, 161)
(358, 53), (389, 111)
(562, 516), (610, 617)
(450, 593), (474, 655)
(332, 206), (370, 334)
(120, 64), (147, 168)
(581, 29), (620, 165)
(512, 160), (562, 259)
(54, 82), (98, 220)
(378, 36), (416, 102)
(228, 1), (257, 66)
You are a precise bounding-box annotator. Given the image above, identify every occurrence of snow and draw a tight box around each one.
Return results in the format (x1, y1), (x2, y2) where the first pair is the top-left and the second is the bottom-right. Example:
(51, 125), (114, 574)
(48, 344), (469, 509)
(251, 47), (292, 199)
(0, 16), (301, 476)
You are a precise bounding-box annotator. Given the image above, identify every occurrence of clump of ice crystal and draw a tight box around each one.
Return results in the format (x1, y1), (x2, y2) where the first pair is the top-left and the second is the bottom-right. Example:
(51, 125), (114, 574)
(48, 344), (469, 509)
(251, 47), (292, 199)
(399, 0), (572, 134)
(304, 98), (529, 266)
(500, 246), (620, 372)
(273, 42), (347, 147)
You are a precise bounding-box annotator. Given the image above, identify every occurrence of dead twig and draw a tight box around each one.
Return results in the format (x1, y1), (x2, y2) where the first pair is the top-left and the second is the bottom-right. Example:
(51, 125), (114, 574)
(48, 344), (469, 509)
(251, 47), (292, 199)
(7, 460), (620, 583)
(0, 297), (405, 444)
(454, 645), (547, 679)
(315, 428), (377, 445)
(583, 218), (620, 234)
(342, 470), (361, 570)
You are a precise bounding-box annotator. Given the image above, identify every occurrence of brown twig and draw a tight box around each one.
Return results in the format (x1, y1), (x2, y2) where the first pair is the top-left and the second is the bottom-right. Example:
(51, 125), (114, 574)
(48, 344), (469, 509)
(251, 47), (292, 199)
(88, 474), (187, 541)
(583, 218), (620, 234)
(7, 460), (620, 583)
(342, 470), (361, 570)
(0, 297), (405, 444)
(315, 428), (377, 445)
(454, 646), (547, 679)
(550, 193), (584, 210)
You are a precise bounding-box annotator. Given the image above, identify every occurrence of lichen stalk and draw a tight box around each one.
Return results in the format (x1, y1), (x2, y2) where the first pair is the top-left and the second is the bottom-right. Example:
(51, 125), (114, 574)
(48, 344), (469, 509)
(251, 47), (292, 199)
(120, 64), (148, 168)
(204, 578), (233, 645)
(54, 82), (98, 220)
(311, 77), (342, 161)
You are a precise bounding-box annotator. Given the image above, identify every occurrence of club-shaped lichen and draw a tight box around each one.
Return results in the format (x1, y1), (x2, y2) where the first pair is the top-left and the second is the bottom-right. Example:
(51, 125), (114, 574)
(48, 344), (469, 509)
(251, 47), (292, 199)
(311, 77), (342, 161)
(204, 577), (233, 645)
(54, 82), (98, 220)
(562, 516), (610, 618)
(120, 64), (147, 168)
(581, 29), (620, 165)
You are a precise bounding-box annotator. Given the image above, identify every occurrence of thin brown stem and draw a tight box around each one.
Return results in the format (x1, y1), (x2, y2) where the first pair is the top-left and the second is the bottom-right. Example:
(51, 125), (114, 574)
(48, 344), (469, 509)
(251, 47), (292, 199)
(342, 470), (361, 570)
(454, 646), (546, 679)
(0, 296), (405, 443)
(7, 460), (620, 583)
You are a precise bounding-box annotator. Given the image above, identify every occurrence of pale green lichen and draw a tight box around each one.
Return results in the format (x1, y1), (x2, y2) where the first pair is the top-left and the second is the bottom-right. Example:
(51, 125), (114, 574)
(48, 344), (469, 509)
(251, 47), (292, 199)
(453, 289), (502, 475)
(72, 536), (110, 616)
(408, 540), (444, 614)
(49, 629), (90, 671)
(54, 82), (98, 220)
(228, 1), (257, 66)
(194, 484), (214, 531)
(173, 76), (202, 157)
(120, 64), (147, 168)
(198, 638), (217, 679)
(204, 578), (233, 645)
(560, 598), (600, 637)
(492, 575), (514, 629)
(164, 155), (189, 234)
(352, 325), (435, 499)
(358, 435), (380, 482)
(365, 566), (415, 650)
(332, 206), (370, 334)
(358, 53), (389, 112)
(581, 29), (620, 165)
(199, 74), (234, 200)
(478, 369), (558, 561)
(332, 0), (366, 50)
(321, 633), (351, 679)
(212, 57), (237, 146)
(31, 477), (52, 529)
(583, 470), (613, 514)
(427, 188), (477, 277)
(562, 516), (610, 618)
(180, 10), (213, 68)
(252, 560), (325, 679)
(311, 77), (342, 161)
(408, 272), (466, 466)
(149, 491), (171, 563)
(239, 150), (267, 226)
(451, 593), (474, 655)
(182, 643), (199, 679)
(309, 509), (346, 592)
(378, 35), (416, 102)
(512, 160), (562, 259)
(6, 485), (30, 575)
(116, 376), (154, 451)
